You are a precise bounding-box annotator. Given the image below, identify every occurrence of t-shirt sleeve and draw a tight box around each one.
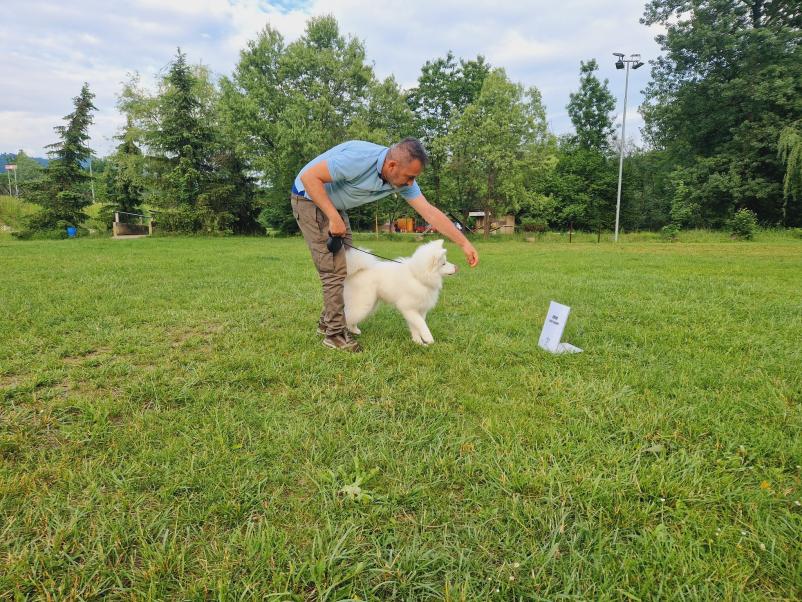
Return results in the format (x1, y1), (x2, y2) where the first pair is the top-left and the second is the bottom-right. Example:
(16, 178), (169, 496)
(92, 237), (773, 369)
(325, 148), (375, 183)
(399, 180), (422, 201)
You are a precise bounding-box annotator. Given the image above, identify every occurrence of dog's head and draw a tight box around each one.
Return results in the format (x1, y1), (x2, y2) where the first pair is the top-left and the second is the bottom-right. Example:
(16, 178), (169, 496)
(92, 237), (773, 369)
(412, 239), (457, 281)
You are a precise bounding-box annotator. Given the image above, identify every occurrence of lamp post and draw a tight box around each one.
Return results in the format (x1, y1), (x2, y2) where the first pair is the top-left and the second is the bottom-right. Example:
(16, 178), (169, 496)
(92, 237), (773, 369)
(89, 157), (96, 203)
(613, 53), (644, 242)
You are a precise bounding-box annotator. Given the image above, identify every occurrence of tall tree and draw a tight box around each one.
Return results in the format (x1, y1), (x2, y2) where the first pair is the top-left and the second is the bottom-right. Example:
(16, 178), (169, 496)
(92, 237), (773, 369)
(566, 59), (617, 151)
(549, 58), (621, 235)
(350, 76), (417, 147)
(778, 122), (802, 223)
(27, 83), (97, 231)
(642, 0), (802, 226)
(101, 117), (145, 225)
(220, 16), (375, 232)
(406, 52), (490, 210)
(446, 69), (550, 237)
(155, 49), (213, 218)
(119, 50), (254, 233)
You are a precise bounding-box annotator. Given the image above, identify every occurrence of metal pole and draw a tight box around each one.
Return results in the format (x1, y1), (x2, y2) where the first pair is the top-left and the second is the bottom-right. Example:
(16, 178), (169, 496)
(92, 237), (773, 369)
(13, 167), (19, 197)
(614, 62), (630, 243)
(89, 158), (96, 203)
(5, 169), (11, 196)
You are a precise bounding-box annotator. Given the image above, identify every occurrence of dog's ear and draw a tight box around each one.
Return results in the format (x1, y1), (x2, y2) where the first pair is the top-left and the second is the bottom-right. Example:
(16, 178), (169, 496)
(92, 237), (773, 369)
(433, 239), (444, 248)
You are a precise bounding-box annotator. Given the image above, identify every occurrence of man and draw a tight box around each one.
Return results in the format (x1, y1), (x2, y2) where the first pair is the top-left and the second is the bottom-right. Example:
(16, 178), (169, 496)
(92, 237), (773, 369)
(291, 138), (479, 352)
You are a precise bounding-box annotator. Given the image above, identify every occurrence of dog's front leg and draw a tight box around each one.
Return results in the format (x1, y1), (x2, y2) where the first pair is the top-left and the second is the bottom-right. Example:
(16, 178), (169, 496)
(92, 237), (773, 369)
(402, 310), (434, 345)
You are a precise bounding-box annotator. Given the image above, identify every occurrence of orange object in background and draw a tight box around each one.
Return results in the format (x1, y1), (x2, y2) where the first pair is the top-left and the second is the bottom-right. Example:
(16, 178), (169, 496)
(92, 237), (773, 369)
(395, 217), (414, 232)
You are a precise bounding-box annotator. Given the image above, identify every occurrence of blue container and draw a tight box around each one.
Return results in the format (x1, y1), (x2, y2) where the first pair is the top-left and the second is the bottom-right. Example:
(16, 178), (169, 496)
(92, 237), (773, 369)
(66, 227), (77, 238)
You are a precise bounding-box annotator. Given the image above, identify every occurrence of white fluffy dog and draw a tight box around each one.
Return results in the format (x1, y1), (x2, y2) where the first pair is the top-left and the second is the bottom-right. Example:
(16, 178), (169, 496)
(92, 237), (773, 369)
(343, 239), (457, 345)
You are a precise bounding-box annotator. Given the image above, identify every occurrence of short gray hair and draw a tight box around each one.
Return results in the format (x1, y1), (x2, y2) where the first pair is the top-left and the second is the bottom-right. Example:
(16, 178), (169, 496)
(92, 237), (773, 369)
(390, 137), (429, 167)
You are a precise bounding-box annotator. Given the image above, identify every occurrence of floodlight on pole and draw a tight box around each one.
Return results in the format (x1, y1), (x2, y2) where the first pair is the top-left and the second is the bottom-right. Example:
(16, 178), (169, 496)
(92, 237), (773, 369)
(612, 52), (644, 242)
(4, 164), (18, 197)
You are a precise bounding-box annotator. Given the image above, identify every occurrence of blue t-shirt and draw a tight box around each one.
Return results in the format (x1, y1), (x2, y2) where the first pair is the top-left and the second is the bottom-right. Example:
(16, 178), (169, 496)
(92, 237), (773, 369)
(293, 141), (422, 211)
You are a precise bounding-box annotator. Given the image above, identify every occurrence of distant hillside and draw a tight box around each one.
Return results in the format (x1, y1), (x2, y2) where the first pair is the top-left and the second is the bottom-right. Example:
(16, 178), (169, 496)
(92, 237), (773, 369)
(0, 153), (48, 167)
(0, 194), (38, 231)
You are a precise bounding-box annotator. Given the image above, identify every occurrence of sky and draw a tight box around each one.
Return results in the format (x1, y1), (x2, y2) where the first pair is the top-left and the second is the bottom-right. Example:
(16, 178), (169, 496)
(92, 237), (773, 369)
(0, 0), (663, 158)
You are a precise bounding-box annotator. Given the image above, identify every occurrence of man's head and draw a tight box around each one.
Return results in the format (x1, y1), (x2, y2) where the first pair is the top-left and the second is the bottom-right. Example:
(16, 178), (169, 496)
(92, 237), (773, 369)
(382, 138), (428, 188)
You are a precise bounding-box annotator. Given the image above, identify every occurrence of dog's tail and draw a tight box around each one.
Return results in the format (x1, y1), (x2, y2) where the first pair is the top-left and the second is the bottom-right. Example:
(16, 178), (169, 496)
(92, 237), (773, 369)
(345, 247), (380, 275)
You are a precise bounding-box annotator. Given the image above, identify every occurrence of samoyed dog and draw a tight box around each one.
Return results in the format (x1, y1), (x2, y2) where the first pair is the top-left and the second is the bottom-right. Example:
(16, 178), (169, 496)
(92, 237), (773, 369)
(344, 239), (457, 345)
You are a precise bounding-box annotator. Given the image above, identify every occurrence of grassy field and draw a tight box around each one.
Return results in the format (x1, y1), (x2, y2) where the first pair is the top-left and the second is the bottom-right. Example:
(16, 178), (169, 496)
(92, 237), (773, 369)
(1, 234), (801, 600)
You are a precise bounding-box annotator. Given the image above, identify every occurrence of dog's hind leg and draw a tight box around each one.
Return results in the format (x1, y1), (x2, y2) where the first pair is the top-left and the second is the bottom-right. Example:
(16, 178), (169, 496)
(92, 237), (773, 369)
(344, 293), (377, 335)
(401, 310), (434, 345)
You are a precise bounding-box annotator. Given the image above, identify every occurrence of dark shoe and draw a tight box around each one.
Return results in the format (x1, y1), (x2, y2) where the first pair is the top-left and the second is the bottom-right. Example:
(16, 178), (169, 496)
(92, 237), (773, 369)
(317, 321), (326, 336)
(322, 332), (362, 352)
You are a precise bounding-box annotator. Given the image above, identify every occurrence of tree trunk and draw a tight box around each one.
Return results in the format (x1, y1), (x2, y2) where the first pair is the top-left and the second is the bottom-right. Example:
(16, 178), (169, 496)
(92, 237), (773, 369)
(484, 170), (496, 239)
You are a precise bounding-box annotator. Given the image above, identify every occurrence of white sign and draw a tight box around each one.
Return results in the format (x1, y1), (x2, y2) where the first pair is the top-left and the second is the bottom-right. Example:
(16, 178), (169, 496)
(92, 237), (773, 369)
(538, 301), (582, 354)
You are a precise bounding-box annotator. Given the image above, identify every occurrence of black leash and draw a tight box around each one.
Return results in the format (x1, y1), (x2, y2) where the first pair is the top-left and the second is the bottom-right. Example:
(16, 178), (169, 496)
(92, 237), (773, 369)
(447, 211), (471, 233)
(327, 234), (403, 264)
(344, 242), (403, 264)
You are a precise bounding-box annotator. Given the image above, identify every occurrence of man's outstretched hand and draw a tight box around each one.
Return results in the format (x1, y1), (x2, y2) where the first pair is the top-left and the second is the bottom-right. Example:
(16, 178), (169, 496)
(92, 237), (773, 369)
(462, 242), (479, 267)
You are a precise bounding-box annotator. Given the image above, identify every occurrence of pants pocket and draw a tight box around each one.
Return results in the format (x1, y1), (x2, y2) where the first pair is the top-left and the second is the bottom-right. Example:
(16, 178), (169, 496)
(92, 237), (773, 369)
(312, 249), (336, 274)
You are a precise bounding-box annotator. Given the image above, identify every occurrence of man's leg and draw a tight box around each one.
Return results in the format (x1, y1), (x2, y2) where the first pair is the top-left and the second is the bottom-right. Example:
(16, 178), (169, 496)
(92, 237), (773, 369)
(291, 196), (358, 350)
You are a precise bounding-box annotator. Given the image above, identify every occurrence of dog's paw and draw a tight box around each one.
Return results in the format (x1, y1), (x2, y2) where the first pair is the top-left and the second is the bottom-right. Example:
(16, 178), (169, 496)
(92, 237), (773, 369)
(347, 325), (361, 335)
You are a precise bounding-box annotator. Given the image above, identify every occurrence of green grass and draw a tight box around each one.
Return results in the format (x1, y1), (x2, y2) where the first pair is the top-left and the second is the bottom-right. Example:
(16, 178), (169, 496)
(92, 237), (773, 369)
(1, 235), (801, 600)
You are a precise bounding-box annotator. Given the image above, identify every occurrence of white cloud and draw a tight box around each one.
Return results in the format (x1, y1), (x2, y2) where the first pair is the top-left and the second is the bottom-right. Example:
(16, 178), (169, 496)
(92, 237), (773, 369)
(488, 33), (567, 66)
(0, 0), (662, 157)
(0, 112), (64, 156)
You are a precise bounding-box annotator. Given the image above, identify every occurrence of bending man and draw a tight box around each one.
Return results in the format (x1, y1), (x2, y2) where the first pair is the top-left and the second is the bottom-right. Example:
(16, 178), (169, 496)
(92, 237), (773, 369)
(291, 138), (479, 352)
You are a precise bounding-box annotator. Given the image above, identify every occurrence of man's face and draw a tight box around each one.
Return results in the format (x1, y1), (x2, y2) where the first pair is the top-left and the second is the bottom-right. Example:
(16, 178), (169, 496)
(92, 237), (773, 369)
(385, 158), (423, 188)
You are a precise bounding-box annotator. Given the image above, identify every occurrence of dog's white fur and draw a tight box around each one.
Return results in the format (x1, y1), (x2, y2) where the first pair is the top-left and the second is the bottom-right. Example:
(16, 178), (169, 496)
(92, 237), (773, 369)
(344, 239), (457, 345)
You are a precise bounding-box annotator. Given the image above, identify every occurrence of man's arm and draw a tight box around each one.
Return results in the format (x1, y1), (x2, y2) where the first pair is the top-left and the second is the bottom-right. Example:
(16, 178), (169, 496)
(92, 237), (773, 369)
(408, 195), (479, 267)
(299, 160), (348, 236)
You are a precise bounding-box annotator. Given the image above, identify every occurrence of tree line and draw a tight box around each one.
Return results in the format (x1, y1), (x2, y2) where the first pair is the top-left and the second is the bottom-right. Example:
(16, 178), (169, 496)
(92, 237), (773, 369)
(10, 2), (802, 238)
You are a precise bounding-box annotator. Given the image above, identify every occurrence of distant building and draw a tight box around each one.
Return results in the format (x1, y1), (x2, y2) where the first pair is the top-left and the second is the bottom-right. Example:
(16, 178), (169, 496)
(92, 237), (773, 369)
(469, 211), (515, 234)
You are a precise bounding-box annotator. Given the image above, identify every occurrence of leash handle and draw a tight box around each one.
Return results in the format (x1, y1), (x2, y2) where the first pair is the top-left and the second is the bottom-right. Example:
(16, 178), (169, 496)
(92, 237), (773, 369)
(326, 232), (343, 253)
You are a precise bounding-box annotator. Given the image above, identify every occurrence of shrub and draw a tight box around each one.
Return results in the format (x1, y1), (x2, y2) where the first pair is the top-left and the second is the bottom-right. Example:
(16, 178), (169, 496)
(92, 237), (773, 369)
(157, 207), (200, 233)
(660, 224), (680, 241)
(520, 217), (548, 233)
(729, 208), (758, 240)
